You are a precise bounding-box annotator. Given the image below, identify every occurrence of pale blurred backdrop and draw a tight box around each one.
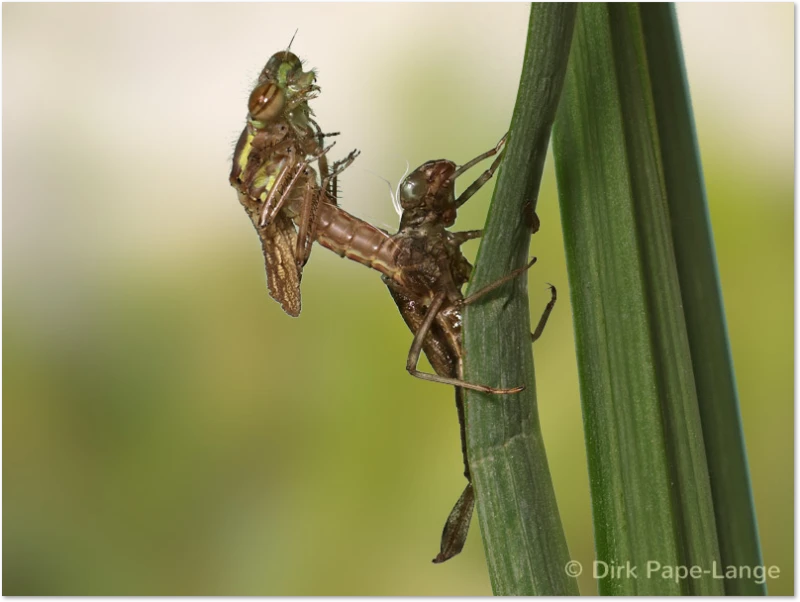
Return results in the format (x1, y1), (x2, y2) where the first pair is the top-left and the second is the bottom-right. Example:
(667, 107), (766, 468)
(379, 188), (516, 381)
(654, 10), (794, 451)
(3, 3), (793, 595)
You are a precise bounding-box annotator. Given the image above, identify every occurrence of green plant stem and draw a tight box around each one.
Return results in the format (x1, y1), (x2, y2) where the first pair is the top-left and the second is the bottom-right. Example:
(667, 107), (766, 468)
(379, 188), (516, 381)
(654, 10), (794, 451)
(462, 3), (578, 595)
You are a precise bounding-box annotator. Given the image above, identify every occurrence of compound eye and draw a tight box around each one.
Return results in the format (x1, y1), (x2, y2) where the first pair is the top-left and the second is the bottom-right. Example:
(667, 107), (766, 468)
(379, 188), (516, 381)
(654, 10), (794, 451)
(248, 81), (285, 122)
(399, 171), (428, 208)
(278, 51), (302, 70)
(261, 51), (303, 80)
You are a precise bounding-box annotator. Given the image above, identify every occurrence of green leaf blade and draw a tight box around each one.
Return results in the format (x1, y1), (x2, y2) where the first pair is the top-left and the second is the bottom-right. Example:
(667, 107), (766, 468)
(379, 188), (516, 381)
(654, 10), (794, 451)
(640, 4), (766, 595)
(553, 3), (727, 595)
(462, 3), (578, 595)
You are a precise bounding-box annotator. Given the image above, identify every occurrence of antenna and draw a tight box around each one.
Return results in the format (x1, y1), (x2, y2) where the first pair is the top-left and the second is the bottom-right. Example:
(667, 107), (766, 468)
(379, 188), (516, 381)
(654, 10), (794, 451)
(286, 29), (299, 58)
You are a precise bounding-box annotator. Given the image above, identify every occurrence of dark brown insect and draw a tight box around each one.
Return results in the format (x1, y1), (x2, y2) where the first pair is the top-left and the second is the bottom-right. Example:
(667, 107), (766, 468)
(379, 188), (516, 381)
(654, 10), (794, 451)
(311, 137), (556, 562)
(380, 140), (556, 563)
(230, 49), (357, 316)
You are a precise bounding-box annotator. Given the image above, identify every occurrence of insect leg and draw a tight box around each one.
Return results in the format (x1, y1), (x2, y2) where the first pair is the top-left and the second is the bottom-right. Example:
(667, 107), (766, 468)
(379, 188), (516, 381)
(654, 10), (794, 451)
(258, 152), (299, 227)
(317, 142), (330, 186)
(454, 134), (508, 208)
(531, 284), (557, 343)
(262, 143), (336, 228)
(310, 119), (340, 184)
(461, 263), (557, 342)
(453, 133), (507, 179)
(285, 88), (319, 113)
(406, 291), (523, 394)
(452, 230), (482, 247)
(324, 148), (360, 205)
(294, 177), (324, 269)
(459, 257), (538, 306)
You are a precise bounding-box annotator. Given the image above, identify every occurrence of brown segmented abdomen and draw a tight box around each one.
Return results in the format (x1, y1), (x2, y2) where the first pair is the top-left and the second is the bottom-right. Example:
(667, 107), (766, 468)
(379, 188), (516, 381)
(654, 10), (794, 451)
(315, 202), (401, 281)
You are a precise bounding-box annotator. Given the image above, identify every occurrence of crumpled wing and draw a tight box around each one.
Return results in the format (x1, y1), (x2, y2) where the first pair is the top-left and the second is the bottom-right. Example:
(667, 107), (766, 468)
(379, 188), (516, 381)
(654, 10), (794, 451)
(258, 212), (302, 317)
(236, 187), (303, 317)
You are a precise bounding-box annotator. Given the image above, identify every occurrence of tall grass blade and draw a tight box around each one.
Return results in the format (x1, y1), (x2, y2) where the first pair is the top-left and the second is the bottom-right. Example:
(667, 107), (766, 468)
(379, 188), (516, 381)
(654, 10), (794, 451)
(552, 3), (727, 594)
(639, 5), (766, 594)
(462, 3), (579, 595)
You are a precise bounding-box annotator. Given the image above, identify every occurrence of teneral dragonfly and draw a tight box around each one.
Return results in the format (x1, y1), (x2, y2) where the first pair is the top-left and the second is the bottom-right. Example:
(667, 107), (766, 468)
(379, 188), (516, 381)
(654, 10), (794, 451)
(230, 49), (357, 316)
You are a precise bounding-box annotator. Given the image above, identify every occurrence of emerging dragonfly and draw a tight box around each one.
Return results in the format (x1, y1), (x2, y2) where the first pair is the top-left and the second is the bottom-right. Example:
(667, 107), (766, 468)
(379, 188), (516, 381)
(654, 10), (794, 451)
(309, 137), (556, 562)
(230, 49), (358, 316)
(229, 54), (554, 562)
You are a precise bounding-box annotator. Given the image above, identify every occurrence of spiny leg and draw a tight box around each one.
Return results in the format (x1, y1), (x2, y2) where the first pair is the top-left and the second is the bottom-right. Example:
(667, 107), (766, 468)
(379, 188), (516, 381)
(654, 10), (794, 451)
(325, 149), (360, 205)
(294, 126), (353, 268)
(406, 291), (523, 394)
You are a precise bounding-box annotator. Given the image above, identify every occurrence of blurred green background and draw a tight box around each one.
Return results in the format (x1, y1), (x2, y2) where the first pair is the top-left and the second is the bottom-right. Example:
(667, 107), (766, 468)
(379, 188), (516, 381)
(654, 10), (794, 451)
(3, 3), (792, 595)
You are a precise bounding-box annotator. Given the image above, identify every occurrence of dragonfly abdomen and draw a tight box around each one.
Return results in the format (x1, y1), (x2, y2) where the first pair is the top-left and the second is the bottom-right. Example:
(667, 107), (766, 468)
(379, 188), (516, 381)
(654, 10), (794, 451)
(315, 202), (401, 280)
